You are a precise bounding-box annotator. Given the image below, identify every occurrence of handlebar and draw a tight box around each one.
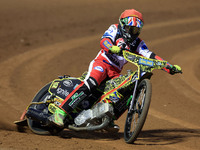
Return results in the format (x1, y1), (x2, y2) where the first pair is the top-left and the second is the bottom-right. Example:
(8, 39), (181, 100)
(121, 48), (183, 74)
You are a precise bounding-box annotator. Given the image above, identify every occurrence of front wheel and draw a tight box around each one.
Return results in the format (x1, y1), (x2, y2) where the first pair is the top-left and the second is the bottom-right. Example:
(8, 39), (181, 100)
(124, 79), (152, 144)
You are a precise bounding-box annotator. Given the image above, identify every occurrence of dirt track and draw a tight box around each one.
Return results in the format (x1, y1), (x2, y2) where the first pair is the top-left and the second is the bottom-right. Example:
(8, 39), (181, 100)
(0, 0), (200, 149)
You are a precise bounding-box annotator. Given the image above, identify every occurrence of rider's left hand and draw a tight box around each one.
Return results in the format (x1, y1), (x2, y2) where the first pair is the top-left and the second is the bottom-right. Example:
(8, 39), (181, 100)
(169, 65), (182, 75)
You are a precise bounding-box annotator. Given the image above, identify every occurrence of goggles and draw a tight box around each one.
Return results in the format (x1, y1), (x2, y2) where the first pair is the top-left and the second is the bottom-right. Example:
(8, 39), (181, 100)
(125, 26), (141, 35)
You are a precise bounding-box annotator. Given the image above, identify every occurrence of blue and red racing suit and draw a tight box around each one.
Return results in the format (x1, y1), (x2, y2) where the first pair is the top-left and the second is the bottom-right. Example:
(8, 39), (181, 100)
(84, 24), (171, 85)
(60, 24), (171, 114)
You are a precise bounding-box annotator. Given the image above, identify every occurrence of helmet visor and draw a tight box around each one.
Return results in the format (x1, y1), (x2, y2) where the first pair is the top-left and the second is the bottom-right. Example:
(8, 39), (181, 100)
(125, 26), (141, 35)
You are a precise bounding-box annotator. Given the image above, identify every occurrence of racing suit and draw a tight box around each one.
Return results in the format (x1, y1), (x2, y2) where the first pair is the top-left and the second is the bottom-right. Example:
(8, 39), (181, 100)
(60, 24), (171, 114)
(83, 24), (171, 87)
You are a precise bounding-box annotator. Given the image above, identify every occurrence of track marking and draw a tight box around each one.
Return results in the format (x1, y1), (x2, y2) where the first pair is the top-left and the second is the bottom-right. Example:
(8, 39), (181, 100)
(1, 16), (199, 125)
(144, 17), (200, 30)
(147, 30), (200, 133)
(0, 17), (199, 150)
(0, 34), (101, 112)
(150, 108), (200, 129)
(149, 30), (200, 104)
(169, 46), (200, 104)
(150, 30), (200, 46)
(146, 19), (200, 150)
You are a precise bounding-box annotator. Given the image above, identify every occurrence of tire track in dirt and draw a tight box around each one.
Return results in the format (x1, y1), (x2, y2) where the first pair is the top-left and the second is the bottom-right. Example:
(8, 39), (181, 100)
(143, 17), (200, 30)
(1, 16), (199, 129)
(146, 17), (200, 130)
(168, 46), (200, 104)
(0, 34), (100, 127)
(146, 18), (200, 150)
(6, 16), (200, 110)
(0, 16), (200, 150)
(150, 108), (200, 129)
(150, 30), (200, 48)
(150, 30), (200, 105)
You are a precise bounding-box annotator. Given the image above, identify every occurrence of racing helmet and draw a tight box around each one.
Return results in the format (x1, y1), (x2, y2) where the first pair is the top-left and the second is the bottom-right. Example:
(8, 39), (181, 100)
(119, 9), (144, 42)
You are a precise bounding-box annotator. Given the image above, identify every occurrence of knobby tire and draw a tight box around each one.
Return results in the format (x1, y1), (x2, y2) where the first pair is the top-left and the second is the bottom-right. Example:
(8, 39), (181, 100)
(124, 79), (152, 144)
(27, 82), (62, 135)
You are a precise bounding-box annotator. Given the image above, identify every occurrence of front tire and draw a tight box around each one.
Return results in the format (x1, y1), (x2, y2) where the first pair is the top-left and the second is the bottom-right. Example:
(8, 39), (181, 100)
(124, 79), (152, 144)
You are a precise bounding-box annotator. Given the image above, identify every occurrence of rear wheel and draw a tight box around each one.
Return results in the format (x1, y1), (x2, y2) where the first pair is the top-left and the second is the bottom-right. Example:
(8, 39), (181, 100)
(124, 79), (152, 144)
(27, 83), (63, 135)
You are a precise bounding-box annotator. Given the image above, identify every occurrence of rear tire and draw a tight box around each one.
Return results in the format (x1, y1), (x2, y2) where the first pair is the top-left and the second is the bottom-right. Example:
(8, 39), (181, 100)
(124, 79), (152, 144)
(27, 83), (63, 135)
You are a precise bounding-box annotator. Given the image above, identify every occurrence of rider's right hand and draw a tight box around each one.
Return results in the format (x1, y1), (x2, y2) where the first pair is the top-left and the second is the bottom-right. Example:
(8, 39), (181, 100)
(109, 46), (121, 54)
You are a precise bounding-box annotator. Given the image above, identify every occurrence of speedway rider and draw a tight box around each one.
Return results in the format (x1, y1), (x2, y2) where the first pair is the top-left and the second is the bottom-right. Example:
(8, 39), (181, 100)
(49, 9), (182, 131)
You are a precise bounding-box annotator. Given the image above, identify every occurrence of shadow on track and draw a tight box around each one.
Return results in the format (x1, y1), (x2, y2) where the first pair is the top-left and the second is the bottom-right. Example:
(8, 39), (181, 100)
(59, 130), (123, 141)
(135, 128), (200, 145)
(12, 124), (200, 145)
(58, 128), (200, 144)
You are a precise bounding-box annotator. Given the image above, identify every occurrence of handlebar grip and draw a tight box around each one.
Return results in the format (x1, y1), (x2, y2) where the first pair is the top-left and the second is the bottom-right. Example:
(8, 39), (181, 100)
(166, 65), (183, 74)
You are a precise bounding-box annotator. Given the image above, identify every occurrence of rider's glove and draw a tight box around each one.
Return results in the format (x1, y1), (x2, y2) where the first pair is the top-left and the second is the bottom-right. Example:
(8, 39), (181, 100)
(109, 46), (121, 54)
(168, 65), (182, 75)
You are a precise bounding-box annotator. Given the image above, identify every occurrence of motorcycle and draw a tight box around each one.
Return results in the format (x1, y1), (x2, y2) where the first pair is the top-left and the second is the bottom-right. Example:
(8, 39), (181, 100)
(14, 50), (182, 143)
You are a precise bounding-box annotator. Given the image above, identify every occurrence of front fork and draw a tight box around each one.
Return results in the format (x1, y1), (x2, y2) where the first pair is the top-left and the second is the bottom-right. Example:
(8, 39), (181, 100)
(127, 70), (149, 114)
(128, 79), (138, 114)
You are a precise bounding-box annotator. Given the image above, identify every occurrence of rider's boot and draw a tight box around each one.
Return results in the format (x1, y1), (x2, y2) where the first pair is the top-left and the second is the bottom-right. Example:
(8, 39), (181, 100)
(105, 120), (120, 133)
